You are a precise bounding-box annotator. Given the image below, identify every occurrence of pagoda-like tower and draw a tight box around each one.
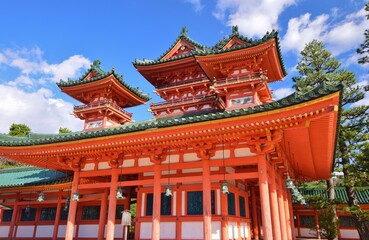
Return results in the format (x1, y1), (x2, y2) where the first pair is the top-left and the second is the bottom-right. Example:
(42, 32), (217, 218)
(134, 26), (286, 118)
(57, 60), (150, 130)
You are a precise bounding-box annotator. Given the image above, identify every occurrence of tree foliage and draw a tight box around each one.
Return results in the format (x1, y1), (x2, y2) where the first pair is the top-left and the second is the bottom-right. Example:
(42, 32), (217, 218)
(8, 123), (31, 137)
(293, 39), (369, 239)
(357, 2), (369, 64)
(59, 127), (72, 134)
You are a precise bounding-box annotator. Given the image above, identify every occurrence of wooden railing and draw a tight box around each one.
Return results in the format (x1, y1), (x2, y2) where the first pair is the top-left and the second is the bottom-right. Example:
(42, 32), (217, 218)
(214, 71), (267, 86)
(150, 95), (216, 108)
(74, 101), (132, 117)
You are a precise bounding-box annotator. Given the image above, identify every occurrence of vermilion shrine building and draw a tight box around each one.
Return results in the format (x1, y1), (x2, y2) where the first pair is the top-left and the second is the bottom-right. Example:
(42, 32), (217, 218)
(0, 27), (341, 240)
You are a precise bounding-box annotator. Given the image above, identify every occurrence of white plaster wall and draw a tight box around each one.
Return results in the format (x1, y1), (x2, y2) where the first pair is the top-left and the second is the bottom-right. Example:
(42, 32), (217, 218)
(16, 226), (34, 237)
(228, 222), (239, 239)
(140, 222), (152, 239)
(36, 225), (54, 237)
(183, 168), (202, 173)
(160, 222), (176, 239)
(82, 163), (95, 171)
(138, 157), (153, 166)
(122, 159), (135, 167)
(240, 223), (248, 238)
(183, 153), (200, 162)
(340, 229), (360, 239)
(299, 227), (317, 238)
(182, 222), (203, 239)
(234, 148), (256, 157)
(0, 226), (9, 237)
(211, 149), (230, 160)
(78, 224), (99, 238)
(212, 221), (221, 240)
(216, 189), (221, 215)
(98, 162), (110, 170)
(163, 154), (179, 164)
(103, 224), (123, 238)
(57, 225), (67, 238)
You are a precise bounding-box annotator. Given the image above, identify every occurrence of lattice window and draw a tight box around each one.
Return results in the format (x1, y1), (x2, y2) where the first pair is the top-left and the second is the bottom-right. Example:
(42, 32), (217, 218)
(82, 206), (100, 220)
(20, 207), (36, 221)
(228, 192), (236, 215)
(239, 196), (246, 217)
(187, 191), (215, 215)
(1, 209), (13, 222)
(299, 215), (315, 227)
(145, 193), (171, 216)
(40, 207), (56, 221)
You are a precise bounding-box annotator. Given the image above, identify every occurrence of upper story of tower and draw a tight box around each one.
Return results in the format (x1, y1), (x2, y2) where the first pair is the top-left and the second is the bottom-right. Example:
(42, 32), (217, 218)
(133, 26), (287, 118)
(57, 60), (150, 131)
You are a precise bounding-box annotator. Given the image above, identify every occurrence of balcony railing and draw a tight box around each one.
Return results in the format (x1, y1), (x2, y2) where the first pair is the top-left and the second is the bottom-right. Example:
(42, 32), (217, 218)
(156, 77), (209, 90)
(150, 95), (217, 109)
(74, 101), (132, 117)
(214, 71), (267, 86)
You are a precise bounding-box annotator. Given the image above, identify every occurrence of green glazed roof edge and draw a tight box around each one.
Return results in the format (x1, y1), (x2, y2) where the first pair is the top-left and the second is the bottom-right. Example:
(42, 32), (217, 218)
(133, 29), (287, 77)
(56, 64), (150, 101)
(0, 83), (342, 146)
(300, 187), (369, 205)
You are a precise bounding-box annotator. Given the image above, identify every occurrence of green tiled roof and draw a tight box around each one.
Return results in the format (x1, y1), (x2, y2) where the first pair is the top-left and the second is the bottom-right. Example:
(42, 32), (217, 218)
(301, 187), (369, 204)
(57, 60), (150, 101)
(133, 27), (287, 76)
(0, 167), (67, 188)
(0, 83), (342, 146)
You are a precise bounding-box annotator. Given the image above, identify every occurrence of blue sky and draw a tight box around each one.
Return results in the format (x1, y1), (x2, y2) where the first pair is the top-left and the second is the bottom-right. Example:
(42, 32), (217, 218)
(0, 0), (368, 133)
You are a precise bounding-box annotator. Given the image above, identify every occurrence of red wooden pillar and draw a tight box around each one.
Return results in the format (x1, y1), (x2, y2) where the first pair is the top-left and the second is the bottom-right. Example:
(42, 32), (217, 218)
(106, 168), (119, 239)
(269, 167), (281, 240)
(98, 188), (108, 240)
(152, 163), (162, 240)
(202, 157), (212, 240)
(258, 156), (273, 240)
(53, 190), (62, 240)
(8, 193), (19, 239)
(277, 177), (288, 240)
(221, 187), (228, 240)
(251, 187), (259, 240)
(287, 192), (296, 240)
(135, 189), (142, 240)
(283, 189), (293, 240)
(176, 188), (182, 240)
(65, 170), (80, 240)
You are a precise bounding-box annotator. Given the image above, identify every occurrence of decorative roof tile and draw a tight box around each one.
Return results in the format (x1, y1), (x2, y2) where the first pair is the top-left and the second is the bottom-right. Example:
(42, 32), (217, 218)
(0, 83), (342, 146)
(0, 167), (67, 188)
(301, 187), (369, 205)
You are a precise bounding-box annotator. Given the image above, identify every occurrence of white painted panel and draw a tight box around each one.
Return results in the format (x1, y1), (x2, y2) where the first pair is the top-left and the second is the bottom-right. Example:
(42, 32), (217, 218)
(114, 224), (123, 238)
(183, 153), (200, 162)
(16, 226), (34, 237)
(78, 224), (99, 237)
(98, 162), (110, 170)
(140, 222), (152, 239)
(240, 223), (245, 238)
(212, 221), (221, 240)
(139, 158), (153, 166)
(160, 222), (176, 239)
(182, 222), (203, 239)
(234, 148), (256, 157)
(57, 225), (68, 238)
(143, 172), (154, 176)
(210, 166), (219, 171)
(82, 163), (95, 171)
(210, 149), (230, 160)
(340, 229), (360, 239)
(123, 159), (135, 167)
(300, 227), (316, 237)
(163, 154), (179, 164)
(36, 225), (54, 237)
(182, 168), (202, 173)
(0, 226), (10, 237)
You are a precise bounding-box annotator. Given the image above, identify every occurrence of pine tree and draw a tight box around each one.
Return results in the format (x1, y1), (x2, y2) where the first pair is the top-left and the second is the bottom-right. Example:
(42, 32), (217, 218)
(8, 123), (31, 137)
(293, 40), (369, 239)
(357, 2), (369, 64)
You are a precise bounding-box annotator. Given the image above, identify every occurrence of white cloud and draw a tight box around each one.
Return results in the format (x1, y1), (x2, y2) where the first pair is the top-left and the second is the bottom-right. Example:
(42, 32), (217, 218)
(213, 0), (296, 37)
(272, 87), (294, 99)
(0, 84), (83, 134)
(282, 7), (369, 56)
(43, 55), (91, 82)
(8, 75), (34, 88)
(1, 47), (91, 84)
(185, 0), (204, 13)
